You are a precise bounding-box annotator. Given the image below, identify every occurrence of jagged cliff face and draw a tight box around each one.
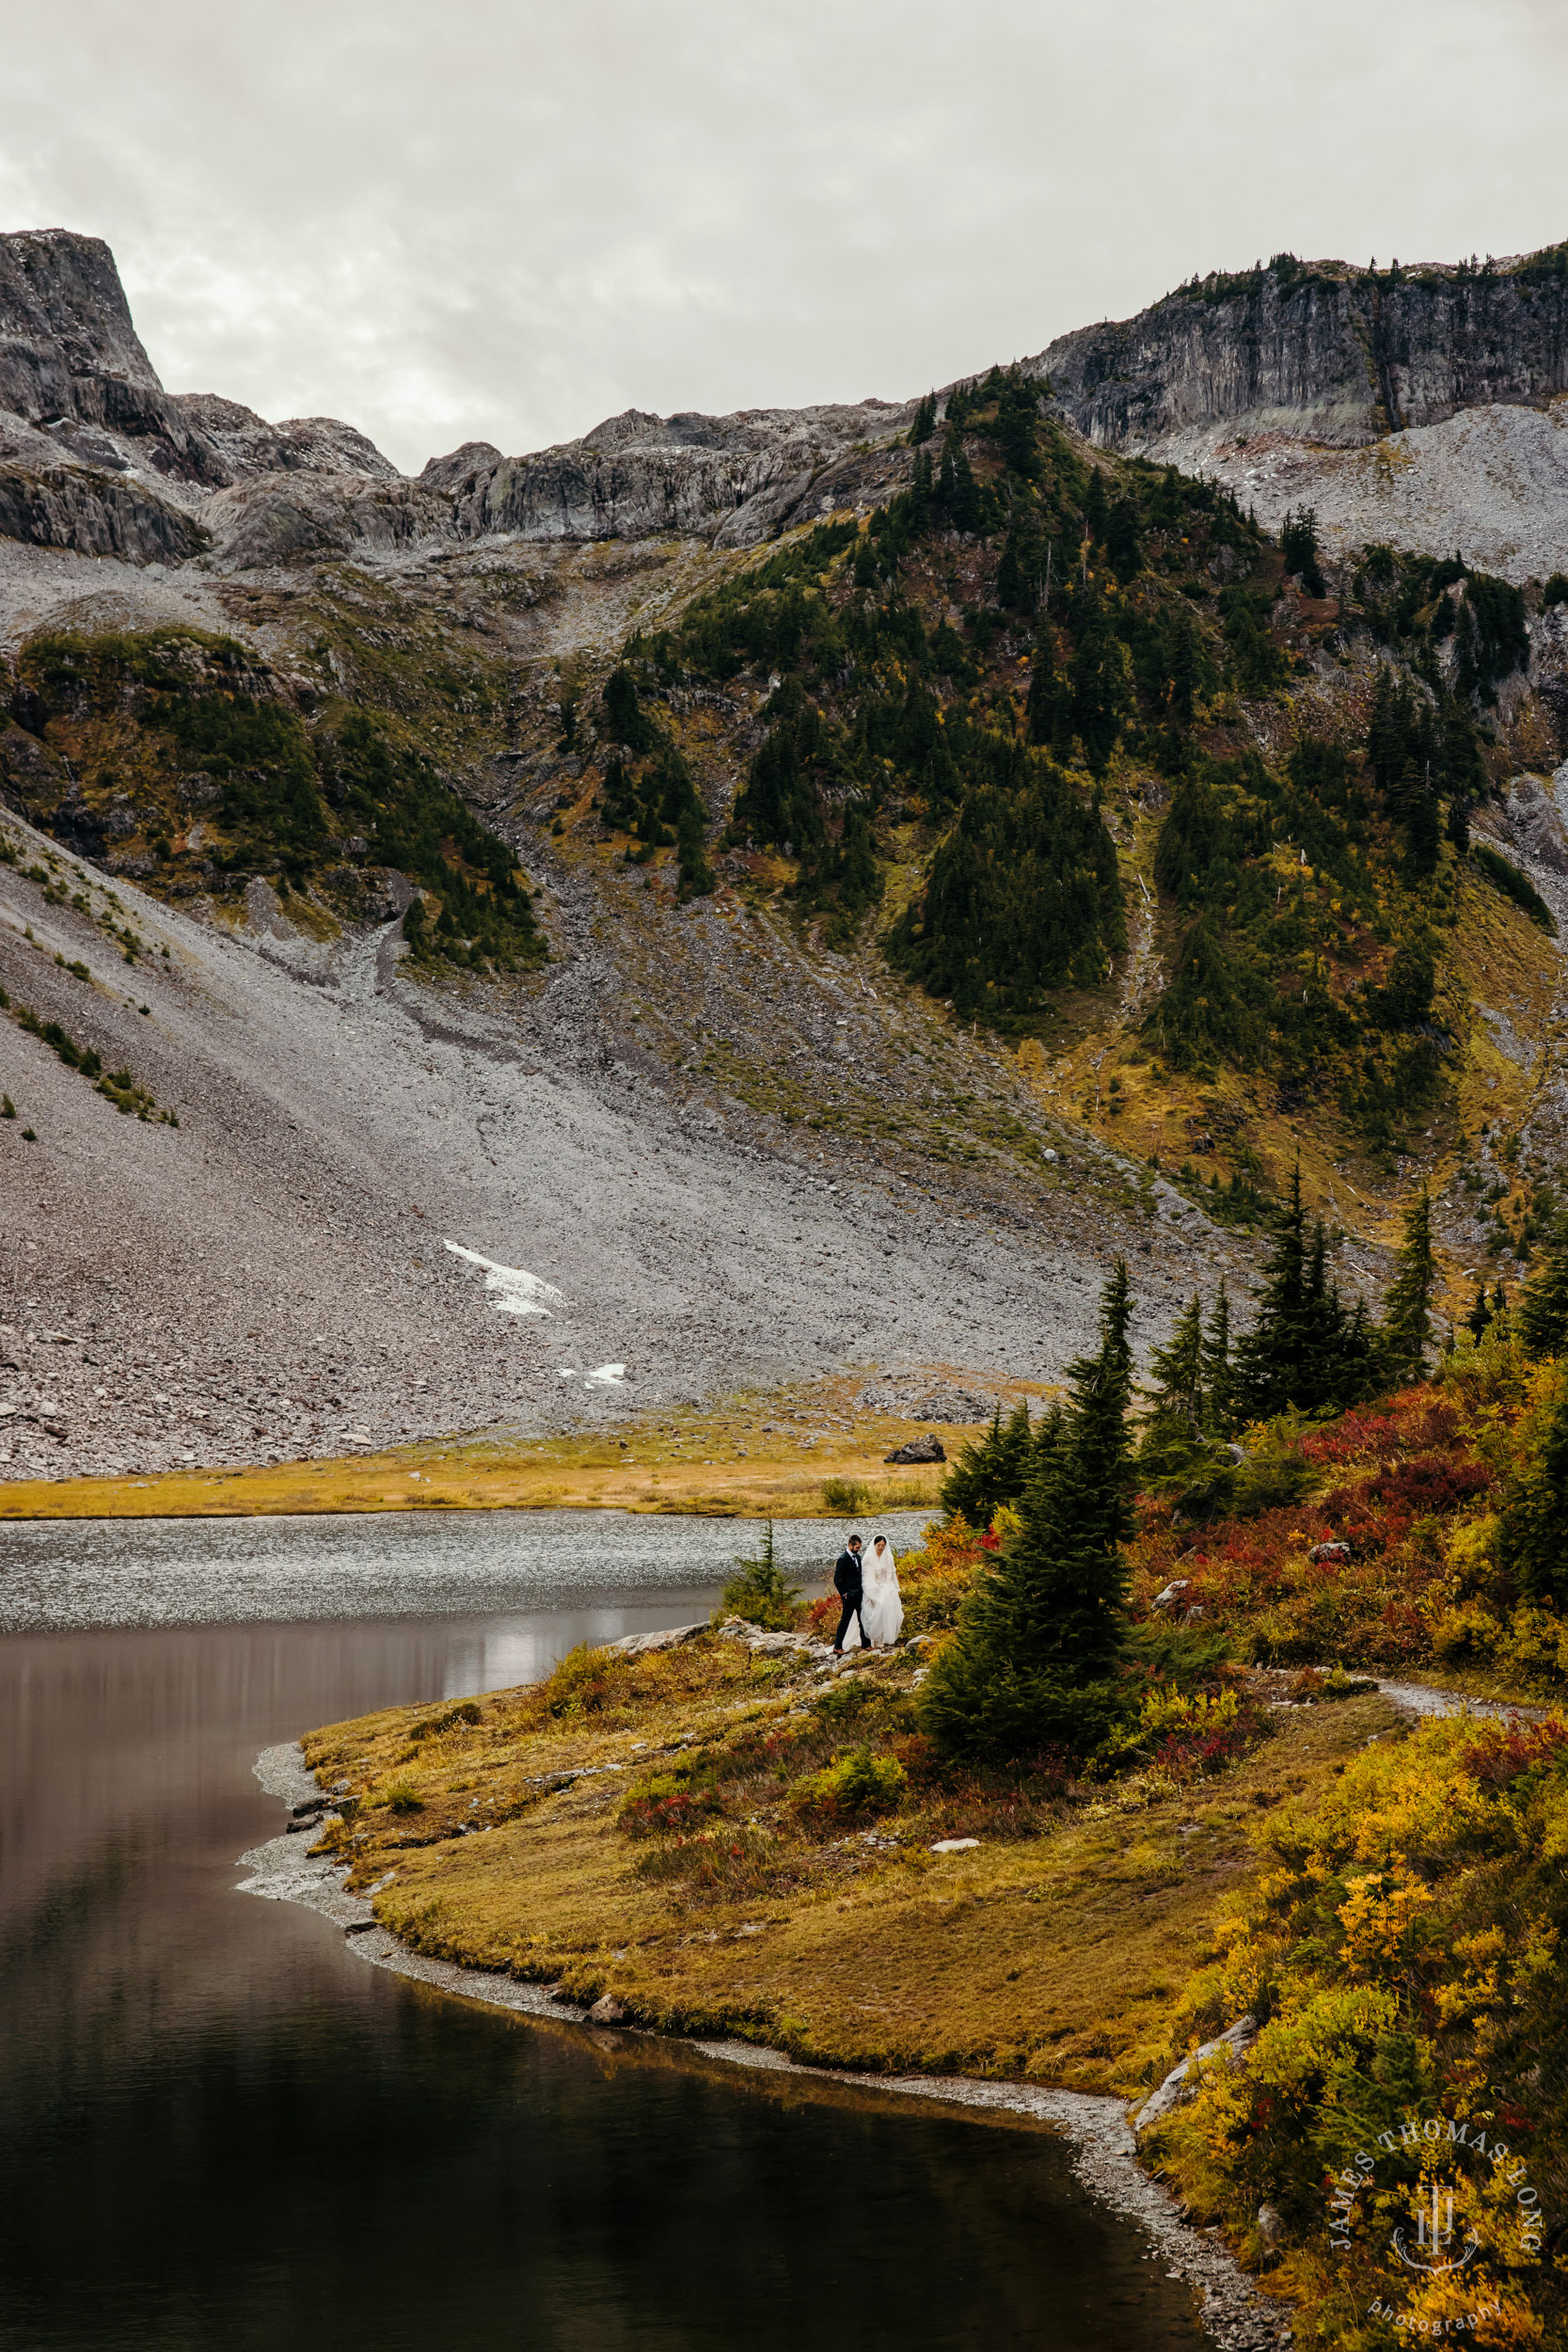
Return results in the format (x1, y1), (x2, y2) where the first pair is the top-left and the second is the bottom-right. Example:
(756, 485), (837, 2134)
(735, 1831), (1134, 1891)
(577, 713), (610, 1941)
(436, 400), (913, 548)
(0, 230), (222, 487)
(0, 231), (918, 572)
(1031, 253), (1568, 449)
(1023, 250), (1568, 576)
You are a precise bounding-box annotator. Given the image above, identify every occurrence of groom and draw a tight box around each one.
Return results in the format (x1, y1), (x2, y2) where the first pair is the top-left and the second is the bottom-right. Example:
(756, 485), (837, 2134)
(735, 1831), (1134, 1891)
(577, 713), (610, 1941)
(832, 1534), (868, 1656)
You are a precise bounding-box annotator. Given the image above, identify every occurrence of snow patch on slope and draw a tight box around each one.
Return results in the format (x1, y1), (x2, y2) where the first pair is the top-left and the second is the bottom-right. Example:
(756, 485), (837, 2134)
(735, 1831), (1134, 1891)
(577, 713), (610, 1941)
(442, 1240), (564, 1317)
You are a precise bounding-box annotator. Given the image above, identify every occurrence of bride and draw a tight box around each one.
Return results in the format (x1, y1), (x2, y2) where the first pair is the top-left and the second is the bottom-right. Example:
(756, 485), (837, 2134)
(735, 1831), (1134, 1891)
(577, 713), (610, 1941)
(852, 1534), (904, 1648)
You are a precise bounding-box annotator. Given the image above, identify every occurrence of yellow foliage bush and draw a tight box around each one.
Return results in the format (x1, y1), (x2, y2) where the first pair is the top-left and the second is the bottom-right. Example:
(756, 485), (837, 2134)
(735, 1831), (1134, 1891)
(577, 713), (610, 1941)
(1138, 1684), (1242, 1740)
(1145, 1709), (1568, 2344)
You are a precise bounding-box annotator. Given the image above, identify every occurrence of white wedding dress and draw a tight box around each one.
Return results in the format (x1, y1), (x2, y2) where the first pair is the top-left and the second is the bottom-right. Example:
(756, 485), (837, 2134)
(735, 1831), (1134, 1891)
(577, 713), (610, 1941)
(852, 1537), (903, 1648)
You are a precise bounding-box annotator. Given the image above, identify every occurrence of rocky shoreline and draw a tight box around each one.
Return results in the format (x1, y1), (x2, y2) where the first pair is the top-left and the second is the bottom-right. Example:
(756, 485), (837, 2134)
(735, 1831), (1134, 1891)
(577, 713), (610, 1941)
(242, 1735), (1294, 2352)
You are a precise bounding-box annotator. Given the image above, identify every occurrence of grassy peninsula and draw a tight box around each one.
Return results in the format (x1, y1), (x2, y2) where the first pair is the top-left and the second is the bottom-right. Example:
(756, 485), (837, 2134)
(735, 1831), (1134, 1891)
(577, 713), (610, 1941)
(300, 1201), (1568, 2349)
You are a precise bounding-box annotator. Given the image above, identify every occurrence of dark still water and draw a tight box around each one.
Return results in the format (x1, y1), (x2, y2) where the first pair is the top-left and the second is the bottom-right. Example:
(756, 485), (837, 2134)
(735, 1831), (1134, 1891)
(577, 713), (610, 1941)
(0, 1514), (1204, 2352)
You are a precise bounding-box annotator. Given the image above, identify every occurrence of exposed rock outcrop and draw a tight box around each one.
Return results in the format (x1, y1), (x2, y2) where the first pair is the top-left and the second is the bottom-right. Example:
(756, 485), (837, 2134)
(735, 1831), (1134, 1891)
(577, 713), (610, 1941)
(0, 231), (406, 564)
(1134, 2015), (1258, 2137)
(201, 472), (452, 570)
(0, 461), (208, 565)
(12, 226), (1568, 584)
(0, 229), (224, 483)
(1030, 251), (1568, 452)
(1026, 248), (1568, 579)
(439, 399), (914, 547)
(172, 393), (402, 484)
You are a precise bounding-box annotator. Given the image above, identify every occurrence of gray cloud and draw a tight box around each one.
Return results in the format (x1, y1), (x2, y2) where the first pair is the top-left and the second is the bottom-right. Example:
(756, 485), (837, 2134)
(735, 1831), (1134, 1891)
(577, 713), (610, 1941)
(5, 0), (1567, 472)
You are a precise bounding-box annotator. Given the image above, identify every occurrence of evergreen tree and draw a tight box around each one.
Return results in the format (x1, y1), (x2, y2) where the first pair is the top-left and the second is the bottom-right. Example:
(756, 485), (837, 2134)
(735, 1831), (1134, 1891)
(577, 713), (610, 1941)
(1200, 1279), (1236, 1433)
(1103, 493), (1141, 583)
(992, 369), (1042, 481)
(599, 752), (637, 830)
(996, 505), (1039, 612)
(1083, 469), (1109, 545)
(602, 665), (655, 751)
(1519, 1216), (1568, 1359)
(1280, 505), (1326, 597)
(1136, 1294), (1209, 1479)
(1466, 1280), (1494, 1342)
(675, 799), (715, 898)
(907, 391), (937, 447)
(1025, 615), (1066, 745)
(1031, 1398), (1067, 1479)
(939, 1400), (1033, 1527)
(1232, 1167), (1376, 1416)
(922, 1263), (1135, 1759)
(937, 429), (983, 534)
(909, 447), (934, 527)
(1404, 770), (1442, 876)
(1380, 1186), (1437, 1385)
(1447, 788), (1471, 854)
(1500, 1375), (1568, 1607)
(939, 1407), (1005, 1526)
(1146, 1295), (1205, 1429)
(1168, 613), (1199, 725)
(1069, 623), (1133, 775)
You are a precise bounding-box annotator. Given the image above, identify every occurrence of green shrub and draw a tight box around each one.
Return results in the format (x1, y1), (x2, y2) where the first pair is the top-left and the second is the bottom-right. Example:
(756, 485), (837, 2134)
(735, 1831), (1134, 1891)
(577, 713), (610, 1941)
(619, 1762), (724, 1839)
(1229, 1431), (1318, 1517)
(539, 1642), (631, 1718)
(1138, 1683), (1241, 1740)
(822, 1478), (871, 1514)
(794, 1746), (906, 1826)
(812, 1674), (882, 1728)
(381, 1775), (423, 1814)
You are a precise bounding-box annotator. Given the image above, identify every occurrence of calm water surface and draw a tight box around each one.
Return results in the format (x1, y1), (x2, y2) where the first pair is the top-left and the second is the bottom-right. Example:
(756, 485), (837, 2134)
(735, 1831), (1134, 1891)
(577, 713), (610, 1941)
(0, 1513), (1204, 2352)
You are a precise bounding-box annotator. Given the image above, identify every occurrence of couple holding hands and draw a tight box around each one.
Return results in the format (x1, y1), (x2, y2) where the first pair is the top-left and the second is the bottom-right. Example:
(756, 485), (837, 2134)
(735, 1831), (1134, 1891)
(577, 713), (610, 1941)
(831, 1532), (902, 1655)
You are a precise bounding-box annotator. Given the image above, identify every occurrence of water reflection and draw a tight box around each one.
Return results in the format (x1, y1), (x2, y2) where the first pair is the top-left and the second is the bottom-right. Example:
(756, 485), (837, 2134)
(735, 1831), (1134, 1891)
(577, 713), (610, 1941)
(0, 1538), (1205, 2352)
(0, 1507), (927, 1635)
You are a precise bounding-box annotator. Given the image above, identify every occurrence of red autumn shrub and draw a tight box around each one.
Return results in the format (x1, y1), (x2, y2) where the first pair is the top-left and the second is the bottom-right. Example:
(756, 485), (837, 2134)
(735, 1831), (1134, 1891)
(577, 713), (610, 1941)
(1459, 1719), (1568, 1790)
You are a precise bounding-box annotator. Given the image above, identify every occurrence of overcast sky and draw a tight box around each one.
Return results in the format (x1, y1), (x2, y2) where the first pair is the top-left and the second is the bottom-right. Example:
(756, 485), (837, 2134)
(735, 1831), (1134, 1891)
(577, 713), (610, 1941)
(4, 0), (1565, 474)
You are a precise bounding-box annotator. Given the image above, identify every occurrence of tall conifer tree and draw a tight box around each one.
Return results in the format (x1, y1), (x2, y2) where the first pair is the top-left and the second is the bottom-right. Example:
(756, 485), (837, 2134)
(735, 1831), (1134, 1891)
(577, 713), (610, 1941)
(1148, 1294), (1205, 1426)
(1380, 1187), (1437, 1384)
(1231, 1167), (1376, 1416)
(1200, 1279), (1236, 1432)
(923, 1263), (1134, 1758)
(1519, 1216), (1568, 1360)
(1501, 1375), (1568, 1606)
(907, 391), (937, 447)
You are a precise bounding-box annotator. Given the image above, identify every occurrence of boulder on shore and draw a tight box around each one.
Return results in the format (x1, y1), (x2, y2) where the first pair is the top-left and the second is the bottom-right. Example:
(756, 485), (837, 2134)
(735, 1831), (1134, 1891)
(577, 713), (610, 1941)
(1134, 2014), (1257, 2137)
(885, 1434), (945, 1464)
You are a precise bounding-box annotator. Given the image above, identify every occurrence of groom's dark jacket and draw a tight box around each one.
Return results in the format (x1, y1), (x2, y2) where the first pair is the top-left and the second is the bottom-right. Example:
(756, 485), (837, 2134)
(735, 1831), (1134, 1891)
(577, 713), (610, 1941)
(832, 1548), (863, 1595)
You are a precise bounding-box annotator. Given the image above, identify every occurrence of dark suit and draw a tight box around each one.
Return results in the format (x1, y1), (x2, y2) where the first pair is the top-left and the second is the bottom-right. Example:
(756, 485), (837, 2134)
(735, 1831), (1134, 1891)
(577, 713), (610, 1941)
(832, 1547), (868, 1651)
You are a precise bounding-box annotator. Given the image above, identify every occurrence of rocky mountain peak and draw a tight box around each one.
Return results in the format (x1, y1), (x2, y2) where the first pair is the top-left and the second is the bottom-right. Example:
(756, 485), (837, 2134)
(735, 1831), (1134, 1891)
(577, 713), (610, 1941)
(172, 394), (401, 485)
(418, 439), (504, 491)
(0, 228), (163, 405)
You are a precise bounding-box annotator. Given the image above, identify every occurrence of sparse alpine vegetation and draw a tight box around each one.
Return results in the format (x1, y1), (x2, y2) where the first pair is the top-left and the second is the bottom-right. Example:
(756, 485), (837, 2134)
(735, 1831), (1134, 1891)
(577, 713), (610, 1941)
(10, 999), (173, 1122)
(6, 625), (545, 977)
